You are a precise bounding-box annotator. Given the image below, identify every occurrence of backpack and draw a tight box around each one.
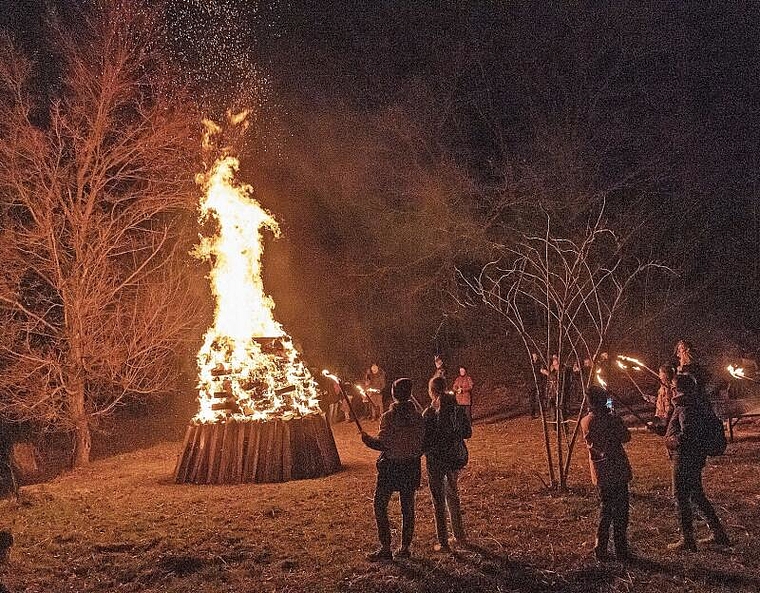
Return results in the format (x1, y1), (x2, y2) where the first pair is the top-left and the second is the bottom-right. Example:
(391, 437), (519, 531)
(701, 406), (727, 457)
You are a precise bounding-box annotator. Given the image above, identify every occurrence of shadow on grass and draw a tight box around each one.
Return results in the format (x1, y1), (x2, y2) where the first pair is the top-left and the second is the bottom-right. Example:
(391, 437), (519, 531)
(345, 540), (760, 593)
(626, 556), (760, 589)
(345, 542), (618, 593)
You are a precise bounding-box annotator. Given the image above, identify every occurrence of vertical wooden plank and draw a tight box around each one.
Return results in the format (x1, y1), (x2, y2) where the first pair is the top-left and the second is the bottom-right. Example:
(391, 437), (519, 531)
(235, 420), (246, 483)
(206, 423), (222, 484)
(217, 421), (232, 483)
(281, 421), (292, 482)
(174, 425), (196, 483)
(255, 421), (271, 483)
(189, 424), (210, 484)
(313, 413), (342, 474)
(274, 419), (283, 482)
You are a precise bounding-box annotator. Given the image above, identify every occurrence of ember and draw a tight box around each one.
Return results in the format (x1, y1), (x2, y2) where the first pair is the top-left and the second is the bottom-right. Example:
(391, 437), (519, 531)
(175, 115), (340, 484)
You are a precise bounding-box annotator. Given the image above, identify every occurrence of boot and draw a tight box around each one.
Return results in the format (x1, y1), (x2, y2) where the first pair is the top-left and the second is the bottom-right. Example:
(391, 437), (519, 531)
(365, 547), (393, 562)
(667, 536), (697, 552)
(394, 546), (411, 559)
(698, 527), (731, 547)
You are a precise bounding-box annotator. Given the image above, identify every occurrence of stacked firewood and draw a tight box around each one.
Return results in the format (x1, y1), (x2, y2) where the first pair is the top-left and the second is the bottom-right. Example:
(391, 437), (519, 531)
(174, 414), (341, 484)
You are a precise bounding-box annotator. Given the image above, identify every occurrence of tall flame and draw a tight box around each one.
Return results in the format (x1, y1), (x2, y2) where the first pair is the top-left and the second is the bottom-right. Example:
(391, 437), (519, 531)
(192, 118), (320, 423)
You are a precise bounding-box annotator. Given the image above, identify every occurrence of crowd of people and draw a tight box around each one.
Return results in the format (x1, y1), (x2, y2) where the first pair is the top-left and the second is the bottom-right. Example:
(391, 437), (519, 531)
(345, 340), (732, 562)
(578, 339), (731, 561)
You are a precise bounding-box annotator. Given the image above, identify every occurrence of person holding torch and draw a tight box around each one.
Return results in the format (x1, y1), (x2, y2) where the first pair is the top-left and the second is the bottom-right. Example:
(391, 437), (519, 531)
(361, 378), (425, 561)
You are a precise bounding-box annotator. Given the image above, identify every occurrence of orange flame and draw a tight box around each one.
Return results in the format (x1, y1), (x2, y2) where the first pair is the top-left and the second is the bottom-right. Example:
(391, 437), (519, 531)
(193, 116), (320, 423)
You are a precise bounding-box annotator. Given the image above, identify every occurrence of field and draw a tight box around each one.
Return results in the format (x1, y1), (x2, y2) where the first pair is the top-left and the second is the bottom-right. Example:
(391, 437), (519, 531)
(1, 416), (759, 593)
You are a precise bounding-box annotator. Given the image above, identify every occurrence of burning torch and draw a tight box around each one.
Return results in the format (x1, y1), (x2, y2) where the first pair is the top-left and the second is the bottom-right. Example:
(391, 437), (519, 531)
(728, 365), (760, 384)
(595, 365), (648, 425)
(616, 355), (659, 379)
(322, 370), (363, 433)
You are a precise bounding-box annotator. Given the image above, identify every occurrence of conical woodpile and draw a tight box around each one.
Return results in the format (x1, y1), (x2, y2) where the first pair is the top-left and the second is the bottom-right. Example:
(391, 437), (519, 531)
(174, 414), (340, 484)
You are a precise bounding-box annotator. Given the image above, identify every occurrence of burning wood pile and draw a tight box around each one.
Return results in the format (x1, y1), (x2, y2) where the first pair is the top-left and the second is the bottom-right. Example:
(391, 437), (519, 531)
(174, 116), (340, 484)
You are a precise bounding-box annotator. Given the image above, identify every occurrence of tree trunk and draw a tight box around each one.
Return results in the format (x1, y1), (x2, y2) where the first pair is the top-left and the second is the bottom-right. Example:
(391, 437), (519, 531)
(67, 302), (91, 468)
(71, 386), (91, 467)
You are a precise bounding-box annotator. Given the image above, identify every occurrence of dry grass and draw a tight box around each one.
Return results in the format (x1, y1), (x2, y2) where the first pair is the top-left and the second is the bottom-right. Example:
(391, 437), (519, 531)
(1, 417), (759, 592)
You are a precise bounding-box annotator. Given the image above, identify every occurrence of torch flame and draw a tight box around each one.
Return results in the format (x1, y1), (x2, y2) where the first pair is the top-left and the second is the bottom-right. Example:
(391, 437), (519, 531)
(728, 365), (746, 379)
(193, 117), (320, 423)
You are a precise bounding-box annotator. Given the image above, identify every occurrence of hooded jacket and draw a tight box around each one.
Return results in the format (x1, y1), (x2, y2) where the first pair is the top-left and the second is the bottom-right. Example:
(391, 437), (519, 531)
(665, 390), (712, 460)
(580, 406), (633, 487)
(362, 400), (424, 460)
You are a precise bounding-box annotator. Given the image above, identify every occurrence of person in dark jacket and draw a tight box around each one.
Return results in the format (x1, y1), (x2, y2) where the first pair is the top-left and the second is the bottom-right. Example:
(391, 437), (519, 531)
(361, 378), (425, 561)
(423, 376), (472, 552)
(580, 386), (633, 562)
(665, 373), (730, 551)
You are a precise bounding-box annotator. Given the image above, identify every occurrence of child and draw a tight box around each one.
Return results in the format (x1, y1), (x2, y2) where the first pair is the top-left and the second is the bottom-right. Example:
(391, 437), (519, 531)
(580, 386), (633, 562)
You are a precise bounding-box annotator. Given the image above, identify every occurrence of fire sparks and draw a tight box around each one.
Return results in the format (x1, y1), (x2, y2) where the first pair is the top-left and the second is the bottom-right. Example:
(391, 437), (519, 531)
(193, 117), (320, 424)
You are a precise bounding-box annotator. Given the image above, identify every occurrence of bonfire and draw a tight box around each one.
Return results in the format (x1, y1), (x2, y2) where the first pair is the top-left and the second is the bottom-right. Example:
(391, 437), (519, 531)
(175, 116), (341, 484)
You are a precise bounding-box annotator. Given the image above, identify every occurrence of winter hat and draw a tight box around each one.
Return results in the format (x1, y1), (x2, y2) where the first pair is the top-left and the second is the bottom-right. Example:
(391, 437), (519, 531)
(392, 378), (413, 402)
(587, 385), (609, 410)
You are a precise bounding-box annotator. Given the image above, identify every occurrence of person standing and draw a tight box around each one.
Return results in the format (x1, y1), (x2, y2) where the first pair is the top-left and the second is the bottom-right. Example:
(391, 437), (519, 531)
(645, 364), (676, 435)
(361, 378), (425, 561)
(580, 386), (633, 562)
(452, 366), (474, 422)
(530, 353), (545, 418)
(674, 340), (709, 402)
(364, 363), (387, 420)
(432, 355), (446, 381)
(665, 373), (731, 551)
(423, 376), (472, 552)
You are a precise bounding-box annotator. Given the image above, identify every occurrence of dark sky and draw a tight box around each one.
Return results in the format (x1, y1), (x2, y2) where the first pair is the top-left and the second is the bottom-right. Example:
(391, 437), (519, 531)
(3, 1), (760, 367)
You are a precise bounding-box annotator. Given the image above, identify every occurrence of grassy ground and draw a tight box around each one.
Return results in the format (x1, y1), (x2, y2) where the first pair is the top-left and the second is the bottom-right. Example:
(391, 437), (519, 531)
(1, 416), (759, 593)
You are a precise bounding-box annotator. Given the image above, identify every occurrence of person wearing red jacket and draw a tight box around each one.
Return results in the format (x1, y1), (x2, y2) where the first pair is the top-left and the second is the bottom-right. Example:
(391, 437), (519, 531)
(452, 366), (474, 422)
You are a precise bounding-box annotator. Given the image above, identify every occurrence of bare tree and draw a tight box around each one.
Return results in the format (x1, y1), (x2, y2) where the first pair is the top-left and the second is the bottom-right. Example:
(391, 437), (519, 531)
(462, 208), (670, 490)
(0, 2), (200, 466)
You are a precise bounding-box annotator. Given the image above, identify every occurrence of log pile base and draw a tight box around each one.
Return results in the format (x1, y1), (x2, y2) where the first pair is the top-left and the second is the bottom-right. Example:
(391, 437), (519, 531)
(174, 414), (341, 484)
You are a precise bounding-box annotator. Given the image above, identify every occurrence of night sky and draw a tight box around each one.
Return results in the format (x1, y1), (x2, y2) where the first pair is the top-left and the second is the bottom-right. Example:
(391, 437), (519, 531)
(2, 1), (760, 372)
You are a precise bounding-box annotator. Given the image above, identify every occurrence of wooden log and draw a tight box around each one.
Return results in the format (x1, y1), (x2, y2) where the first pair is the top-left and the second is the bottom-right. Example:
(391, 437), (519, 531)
(214, 420), (237, 484)
(312, 414), (342, 474)
(255, 421), (271, 483)
(189, 424), (211, 483)
(243, 421), (261, 482)
(271, 420), (283, 483)
(206, 423), (222, 484)
(281, 421), (293, 482)
(173, 425), (195, 482)
(235, 420), (246, 483)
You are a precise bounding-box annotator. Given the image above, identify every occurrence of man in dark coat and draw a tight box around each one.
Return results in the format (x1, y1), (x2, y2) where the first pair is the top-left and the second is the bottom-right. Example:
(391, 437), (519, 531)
(665, 373), (730, 551)
(580, 386), (633, 562)
(361, 378), (425, 561)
